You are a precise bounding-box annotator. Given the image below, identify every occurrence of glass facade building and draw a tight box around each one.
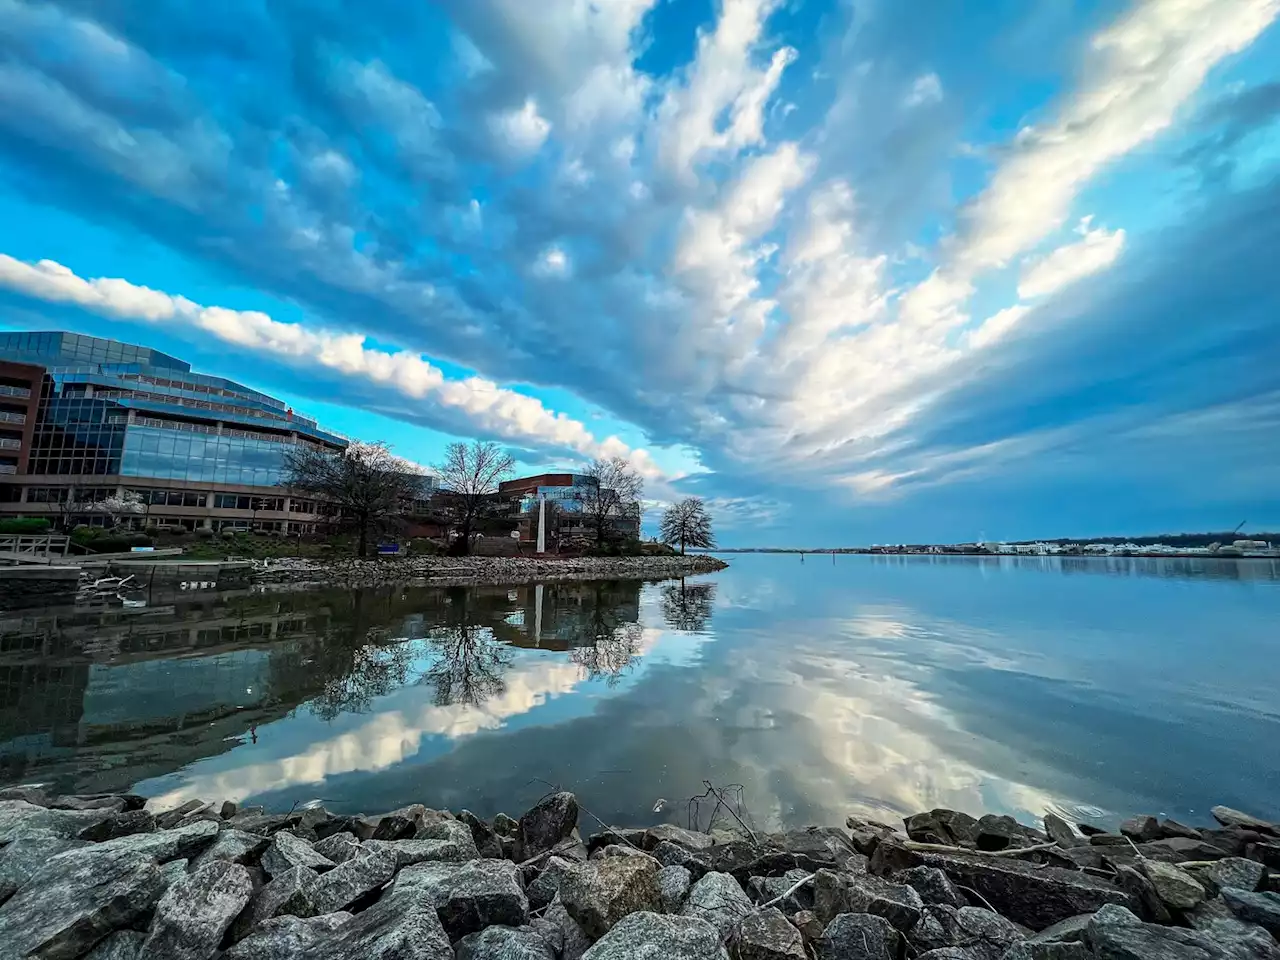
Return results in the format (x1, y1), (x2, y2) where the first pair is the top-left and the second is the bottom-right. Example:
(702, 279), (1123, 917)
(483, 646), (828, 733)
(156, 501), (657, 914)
(0, 332), (348, 532)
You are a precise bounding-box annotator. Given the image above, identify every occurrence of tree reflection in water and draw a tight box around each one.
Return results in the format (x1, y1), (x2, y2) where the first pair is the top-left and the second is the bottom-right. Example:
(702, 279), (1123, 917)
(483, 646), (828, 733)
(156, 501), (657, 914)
(567, 583), (645, 686)
(310, 640), (416, 721)
(421, 587), (514, 707)
(660, 578), (717, 633)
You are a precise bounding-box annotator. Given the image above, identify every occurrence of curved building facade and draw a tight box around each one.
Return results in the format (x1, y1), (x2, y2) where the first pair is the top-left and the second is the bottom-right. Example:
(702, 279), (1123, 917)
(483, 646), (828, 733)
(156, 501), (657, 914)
(0, 331), (347, 532)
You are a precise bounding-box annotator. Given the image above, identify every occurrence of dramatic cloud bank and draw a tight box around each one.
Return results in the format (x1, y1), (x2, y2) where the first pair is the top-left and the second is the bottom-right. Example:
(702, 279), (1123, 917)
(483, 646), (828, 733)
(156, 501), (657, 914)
(0, 0), (1276, 540)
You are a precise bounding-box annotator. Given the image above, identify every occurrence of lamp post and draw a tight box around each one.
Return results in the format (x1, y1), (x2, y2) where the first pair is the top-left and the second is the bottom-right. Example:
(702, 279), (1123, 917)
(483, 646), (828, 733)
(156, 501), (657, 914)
(536, 493), (546, 555)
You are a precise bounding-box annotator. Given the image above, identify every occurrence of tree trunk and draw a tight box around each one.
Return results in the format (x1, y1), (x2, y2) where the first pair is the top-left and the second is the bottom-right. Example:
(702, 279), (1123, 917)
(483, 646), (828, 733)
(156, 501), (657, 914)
(357, 513), (368, 557)
(680, 539), (685, 555)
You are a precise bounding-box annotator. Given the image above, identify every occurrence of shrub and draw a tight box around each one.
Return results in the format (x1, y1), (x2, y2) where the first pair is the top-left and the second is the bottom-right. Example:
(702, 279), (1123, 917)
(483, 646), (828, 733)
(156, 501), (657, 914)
(0, 517), (51, 534)
(142, 525), (161, 537)
(194, 527), (215, 538)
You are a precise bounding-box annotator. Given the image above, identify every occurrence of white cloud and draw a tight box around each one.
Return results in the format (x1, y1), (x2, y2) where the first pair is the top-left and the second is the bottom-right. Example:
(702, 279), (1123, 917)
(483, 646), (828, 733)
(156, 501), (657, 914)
(966, 304), (1031, 349)
(905, 72), (943, 107)
(489, 97), (551, 156)
(1018, 218), (1126, 299)
(0, 254), (659, 474)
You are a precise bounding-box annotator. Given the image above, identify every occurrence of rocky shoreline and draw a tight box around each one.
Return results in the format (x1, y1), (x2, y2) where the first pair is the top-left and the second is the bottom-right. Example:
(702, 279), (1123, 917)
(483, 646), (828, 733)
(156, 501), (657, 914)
(248, 554), (729, 588)
(1, 787), (1277, 959)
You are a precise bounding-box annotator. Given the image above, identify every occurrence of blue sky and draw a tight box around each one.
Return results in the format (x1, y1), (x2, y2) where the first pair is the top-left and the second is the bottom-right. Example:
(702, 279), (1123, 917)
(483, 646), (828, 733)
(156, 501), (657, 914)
(0, 0), (1277, 546)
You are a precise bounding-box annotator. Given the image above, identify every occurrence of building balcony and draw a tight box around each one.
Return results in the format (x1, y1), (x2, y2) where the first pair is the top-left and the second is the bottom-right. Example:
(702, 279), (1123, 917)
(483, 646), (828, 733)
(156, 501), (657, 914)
(0, 410), (27, 425)
(0, 438), (22, 451)
(0, 385), (31, 399)
(0, 463), (16, 475)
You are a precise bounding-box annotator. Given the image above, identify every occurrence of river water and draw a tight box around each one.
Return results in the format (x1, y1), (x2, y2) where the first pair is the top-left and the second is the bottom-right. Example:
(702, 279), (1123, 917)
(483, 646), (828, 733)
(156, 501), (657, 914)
(2, 554), (1277, 832)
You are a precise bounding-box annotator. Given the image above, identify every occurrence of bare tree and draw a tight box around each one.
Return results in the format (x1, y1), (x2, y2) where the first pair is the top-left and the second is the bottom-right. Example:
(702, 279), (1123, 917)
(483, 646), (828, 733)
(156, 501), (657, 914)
(433, 441), (515, 555)
(579, 457), (644, 547)
(659, 497), (716, 554)
(660, 579), (717, 631)
(283, 441), (426, 556)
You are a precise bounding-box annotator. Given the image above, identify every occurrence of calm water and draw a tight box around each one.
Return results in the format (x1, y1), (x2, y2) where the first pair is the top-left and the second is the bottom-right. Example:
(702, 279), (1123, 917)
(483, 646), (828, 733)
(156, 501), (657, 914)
(3, 554), (1278, 832)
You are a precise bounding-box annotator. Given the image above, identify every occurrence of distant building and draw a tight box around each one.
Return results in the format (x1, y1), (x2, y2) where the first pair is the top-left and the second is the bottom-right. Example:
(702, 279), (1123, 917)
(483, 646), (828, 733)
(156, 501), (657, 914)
(499, 471), (641, 545)
(0, 331), (347, 532)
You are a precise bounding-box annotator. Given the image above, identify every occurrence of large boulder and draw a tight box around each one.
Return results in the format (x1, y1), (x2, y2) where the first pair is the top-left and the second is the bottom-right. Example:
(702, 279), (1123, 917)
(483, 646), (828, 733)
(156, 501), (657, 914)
(239, 864), (322, 931)
(897, 866), (967, 908)
(737, 907), (806, 960)
(559, 855), (662, 939)
(222, 912), (353, 960)
(261, 831), (335, 877)
(303, 846), (397, 915)
(191, 830), (269, 870)
(813, 868), (923, 932)
(0, 845), (165, 959)
(1186, 858), (1267, 896)
(363, 835), (477, 868)
(545, 900), (592, 960)
(1221, 888), (1280, 938)
(0, 799), (116, 842)
(395, 858), (529, 940)
(528, 856), (579, 911)
(660, 865), (694, 913)
(976, 815), (1044, 852)
(1212, 807), (1280, 836)
(454, 924), (557, 960)
(1114, 864), (1172, 924)
(680, 872), (753, 940)
(0, 829), (89, 902)
(644, 824), (714, 852)
(1139, 860), (1205, 910)
(84, 930), (145, 960)
(747, 869), (815, 913)
(313, 833), (363, 865)
(90, 810), (158, 842)
(92, 819), (219, 863)
(873, 844), (1137, 930)
(1087, 902), (1280, 959)
(1002, 944), (1091, 959)
(309, 888), (453, 960)
(907, 810), (978, 847)
(460, 810), (505, 859)
(1043, 815), (1086, 848)
(137, 860), (252, 960)
(765, 828), (865, 872)
(1119, 817), (1163, 843)
(518, 792), (580, 860)
(845, 816), (899, 856)
(581, 911), (729, 959)
(816, 913), (900, 960)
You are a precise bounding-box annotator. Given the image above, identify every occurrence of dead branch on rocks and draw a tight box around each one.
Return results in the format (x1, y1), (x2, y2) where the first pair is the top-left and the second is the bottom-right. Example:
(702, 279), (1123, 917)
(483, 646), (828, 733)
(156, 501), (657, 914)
(688, 780), (757, 842)
(901, 839), (1061, 859)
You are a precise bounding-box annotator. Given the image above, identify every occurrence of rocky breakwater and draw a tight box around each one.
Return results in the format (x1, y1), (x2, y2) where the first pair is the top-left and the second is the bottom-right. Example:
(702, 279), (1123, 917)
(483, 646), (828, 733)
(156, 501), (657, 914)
(1, 785), (1278, 960)
(249, 554), (728, 588)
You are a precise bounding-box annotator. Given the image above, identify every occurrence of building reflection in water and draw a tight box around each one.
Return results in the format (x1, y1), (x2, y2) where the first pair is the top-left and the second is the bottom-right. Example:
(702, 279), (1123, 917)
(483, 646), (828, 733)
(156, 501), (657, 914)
(0, 576), (705, 796)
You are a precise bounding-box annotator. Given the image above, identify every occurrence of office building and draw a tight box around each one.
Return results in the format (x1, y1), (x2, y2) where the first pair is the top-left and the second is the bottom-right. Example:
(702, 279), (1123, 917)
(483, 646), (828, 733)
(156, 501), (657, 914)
(0, 331), (348, 532)
(499, 471), (641, 544)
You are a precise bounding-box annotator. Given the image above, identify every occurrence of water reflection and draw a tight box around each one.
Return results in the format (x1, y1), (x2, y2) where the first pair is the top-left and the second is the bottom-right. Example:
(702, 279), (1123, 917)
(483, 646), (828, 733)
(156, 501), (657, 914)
(2, 556), (1278, 832)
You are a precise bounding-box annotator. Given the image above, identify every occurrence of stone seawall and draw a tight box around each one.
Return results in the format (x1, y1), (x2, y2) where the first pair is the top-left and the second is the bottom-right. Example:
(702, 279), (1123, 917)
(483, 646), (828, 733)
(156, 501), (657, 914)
(250, 554), (729, 588)
(1, 784), (1277, 959)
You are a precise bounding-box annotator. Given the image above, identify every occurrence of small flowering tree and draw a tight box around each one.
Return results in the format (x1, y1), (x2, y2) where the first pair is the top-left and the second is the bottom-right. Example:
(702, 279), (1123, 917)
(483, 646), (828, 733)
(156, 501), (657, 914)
(86, 491), (146, 528)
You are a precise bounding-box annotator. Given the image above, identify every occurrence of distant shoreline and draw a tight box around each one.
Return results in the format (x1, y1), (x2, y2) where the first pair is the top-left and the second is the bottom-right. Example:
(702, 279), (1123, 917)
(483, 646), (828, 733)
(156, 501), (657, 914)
(698, 549), (1277, 560)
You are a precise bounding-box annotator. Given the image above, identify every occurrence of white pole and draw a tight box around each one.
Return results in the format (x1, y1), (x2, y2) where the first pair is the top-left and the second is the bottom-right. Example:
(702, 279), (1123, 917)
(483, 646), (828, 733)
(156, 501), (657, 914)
(536, 493), (546, 554)
(534, 583), (543, 646)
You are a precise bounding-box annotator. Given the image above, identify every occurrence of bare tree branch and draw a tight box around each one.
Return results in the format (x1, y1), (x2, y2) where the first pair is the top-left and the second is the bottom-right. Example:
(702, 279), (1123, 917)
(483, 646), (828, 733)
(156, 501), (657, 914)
(659, 497), (716, 555)
(433, 441), (515, 555)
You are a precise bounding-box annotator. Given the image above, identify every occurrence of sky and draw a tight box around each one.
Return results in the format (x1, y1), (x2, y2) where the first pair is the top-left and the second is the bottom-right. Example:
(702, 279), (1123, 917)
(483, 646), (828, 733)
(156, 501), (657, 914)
(0, 0), (1277, 546)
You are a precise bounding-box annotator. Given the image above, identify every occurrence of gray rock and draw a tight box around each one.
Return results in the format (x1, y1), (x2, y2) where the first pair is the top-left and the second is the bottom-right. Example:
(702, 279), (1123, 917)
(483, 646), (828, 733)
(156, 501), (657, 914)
(1120, 816), (1163, 843)
(93, 819), (219, 863)
(528, 856), (578, 911)
(0, 829), (89, 902)
(394, 858), (529, 939)
(878, 846), (1137, 930)
(767, 827), (866, 873)
(86, 809), (157, 843)
(221, 800), (239, 819)
(1140, 859), (1205, 909)
(653, 839), (705, 877)
(910, 905), (964, 954)
(1185, 897), (1261, 939)
(494, 812), (520, 837)
(737, 906), (806, 959)
(245, 864), (322, 928)
(600, 843), (661, 865)
(1212, 806), (1280, 836)
(1043, 814), (1085, 848)
(1001, 945), (1090, 960)
(899, 865), (967, 908)
(304, 846), (396, 915)
(698, 840), (799, 885)
(155, 799), (211, 829)
(977, 815), (1043, 851)
(460, 809), (505, 859)
(907, 810), (973, 846)
(659, 864), (693, 913)
(1251, 842), (1280, 870)
(1221, 888), (1280, 937)
(953, 906), (1026, 956)
(313, 832), (363, 864)
(645, 823), (714, 852)
(370, 814), (417, 841)
(790, 910), (824, 944)
(0, 845), (164, 959)
(261, 831), (335, 877)
(414, 816), (479, 851)
(1161, 820), (1204, 840)
(224, 810), (295, 836)
(192, 829), (270, 871)
(560, 855), (662, 939)
(816, 912), (900, 960)
(546, 900), (592, 960)
(588, 827), (650, 855)
(222, 912), (352, 960)
(746, 869), (814, 913)
(52, 796), (126, 813)
(680, 871), (753, 940)
(531, 916), (564, 955)
(519, 791), (580, 860)
(1186, 858), (1267, 895)
(363, 835), (476, 868)
(581, 911), (729, 959)
(308, 887), (453, 960)
(813, 868), (923, 932)
(84, 930), (145, 960)
(1139, 837), (1232, 862)
(915, 951), (982, 960)
(1087, 901), (1280, 959)
(1028, 914), (1092, 944)
(159, 858), (190, 893)
(0, 798), (115, 841)
(1115, 864), (1172, 924)
(0, 784), (51, 805)
(455, 924), (557, 960)
(137, 860), (252, 960)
